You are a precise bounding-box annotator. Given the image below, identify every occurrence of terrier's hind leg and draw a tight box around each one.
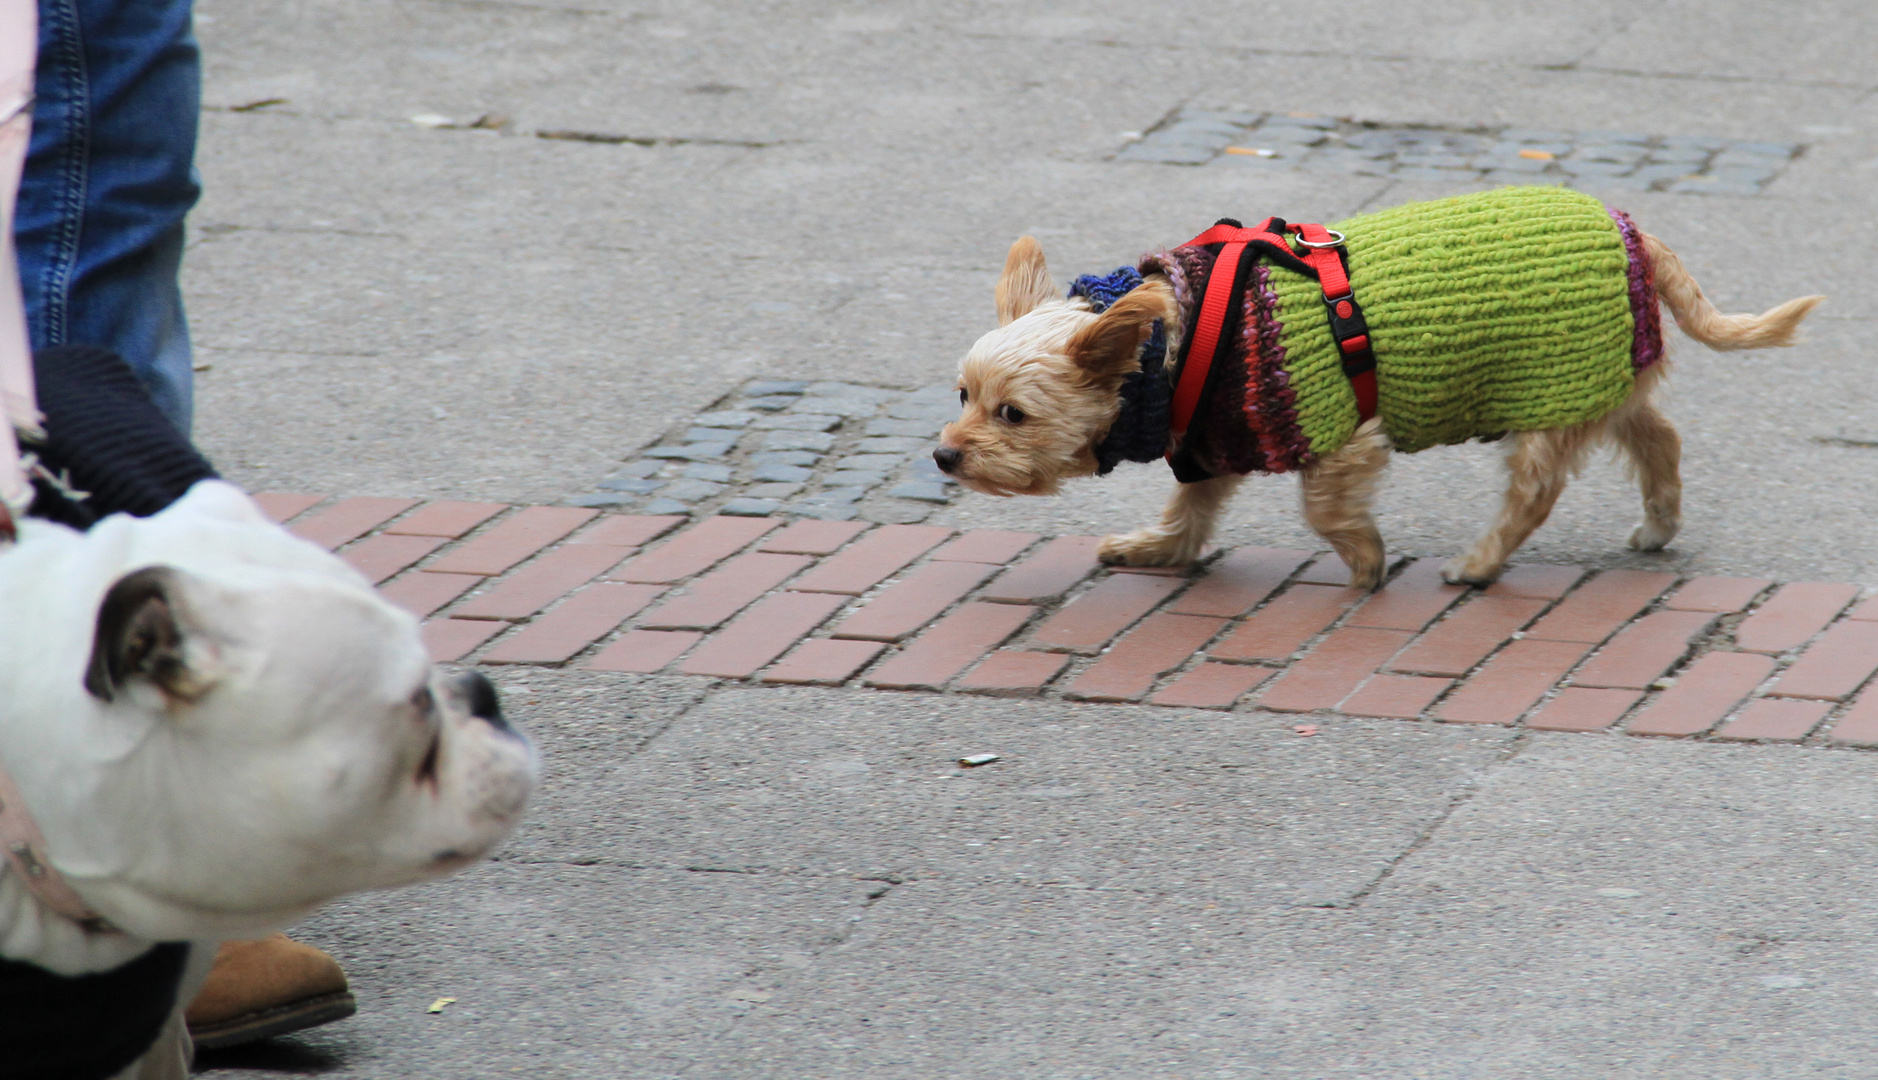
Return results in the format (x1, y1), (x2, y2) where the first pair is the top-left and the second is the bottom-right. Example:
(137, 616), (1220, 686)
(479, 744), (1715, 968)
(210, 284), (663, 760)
(1442, 425), (1595, 586)
(1609, 391), (1682, 551)
(1099, 473), (1243, 566)
(1299, 418), (1392, 589)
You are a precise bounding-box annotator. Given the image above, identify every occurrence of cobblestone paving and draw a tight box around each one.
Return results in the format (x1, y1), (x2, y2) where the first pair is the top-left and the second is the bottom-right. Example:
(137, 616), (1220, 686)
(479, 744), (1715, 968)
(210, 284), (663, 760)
(1118, 109), (1802, 195)
(255, 494), (1878, 749)
(564, 379), (960, 523)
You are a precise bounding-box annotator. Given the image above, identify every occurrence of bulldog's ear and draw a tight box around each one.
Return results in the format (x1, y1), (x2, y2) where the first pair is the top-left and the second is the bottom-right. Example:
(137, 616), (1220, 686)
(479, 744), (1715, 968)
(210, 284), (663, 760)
(1067, 279), (1174, 384)
(995, 236), (1057, 326)
(86, 567), (202, 703)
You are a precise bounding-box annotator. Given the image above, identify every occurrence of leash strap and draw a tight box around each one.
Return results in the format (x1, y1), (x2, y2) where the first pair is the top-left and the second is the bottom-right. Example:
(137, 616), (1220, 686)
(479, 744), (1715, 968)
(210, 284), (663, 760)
(1166, 216), (1379, 462)
(0, 0), (107, 933)
(0, 0), (39, 544)
(0, 759), (119, 933)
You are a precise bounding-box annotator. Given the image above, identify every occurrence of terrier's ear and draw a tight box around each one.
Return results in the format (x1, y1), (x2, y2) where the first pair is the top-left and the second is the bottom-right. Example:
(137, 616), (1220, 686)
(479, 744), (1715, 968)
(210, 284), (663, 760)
(85, 566), (212, 703)
(995, 236), (1057, 325)
(1067, 280), (1174, 384)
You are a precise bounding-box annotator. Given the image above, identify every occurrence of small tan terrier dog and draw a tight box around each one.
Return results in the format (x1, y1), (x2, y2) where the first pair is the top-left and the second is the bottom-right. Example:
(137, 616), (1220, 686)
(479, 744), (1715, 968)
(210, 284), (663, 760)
(934, 188), (1823, 587)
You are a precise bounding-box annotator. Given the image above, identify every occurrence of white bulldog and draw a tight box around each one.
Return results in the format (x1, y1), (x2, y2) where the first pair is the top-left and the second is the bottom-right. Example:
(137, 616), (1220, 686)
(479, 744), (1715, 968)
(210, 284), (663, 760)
(0, 480), (536, 1078)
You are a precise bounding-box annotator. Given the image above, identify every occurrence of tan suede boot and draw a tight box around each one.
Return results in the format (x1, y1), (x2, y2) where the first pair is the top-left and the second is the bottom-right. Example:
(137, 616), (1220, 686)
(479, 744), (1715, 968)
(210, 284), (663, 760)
(184, 934), (356, 1049)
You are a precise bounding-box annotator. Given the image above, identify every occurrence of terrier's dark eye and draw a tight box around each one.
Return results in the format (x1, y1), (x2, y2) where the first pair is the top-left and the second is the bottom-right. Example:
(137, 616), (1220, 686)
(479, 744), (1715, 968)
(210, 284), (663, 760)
(998, 404), (1026, 424)
(959, 388), (968, 405)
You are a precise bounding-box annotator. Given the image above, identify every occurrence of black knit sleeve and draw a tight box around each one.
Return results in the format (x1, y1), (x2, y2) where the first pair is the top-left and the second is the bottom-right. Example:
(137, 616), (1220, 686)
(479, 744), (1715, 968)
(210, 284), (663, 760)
(23, 344), (219, 529)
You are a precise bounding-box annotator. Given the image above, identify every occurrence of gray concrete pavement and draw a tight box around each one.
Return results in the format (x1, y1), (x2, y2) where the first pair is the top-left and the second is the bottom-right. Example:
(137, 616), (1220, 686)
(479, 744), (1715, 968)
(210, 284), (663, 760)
(184, 1), (1878, 1076)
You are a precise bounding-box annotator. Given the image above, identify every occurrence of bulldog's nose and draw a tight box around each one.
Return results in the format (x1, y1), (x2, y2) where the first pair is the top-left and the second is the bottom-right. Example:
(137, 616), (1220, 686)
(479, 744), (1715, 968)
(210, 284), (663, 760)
(933, 445), (963, 474)
(455, 670), (512, 733)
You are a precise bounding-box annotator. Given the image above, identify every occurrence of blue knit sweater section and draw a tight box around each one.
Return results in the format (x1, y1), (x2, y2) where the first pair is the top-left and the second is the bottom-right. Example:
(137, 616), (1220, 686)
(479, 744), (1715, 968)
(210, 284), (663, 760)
(1069, 268), (1172, 475)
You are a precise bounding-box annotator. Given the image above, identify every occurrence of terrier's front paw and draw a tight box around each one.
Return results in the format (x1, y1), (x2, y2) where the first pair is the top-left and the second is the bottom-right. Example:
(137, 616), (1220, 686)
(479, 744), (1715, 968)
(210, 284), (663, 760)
(1098, 529), (1194, 567)
(1627, 518), (1679, 552)
(1440, 553), (1502, 587)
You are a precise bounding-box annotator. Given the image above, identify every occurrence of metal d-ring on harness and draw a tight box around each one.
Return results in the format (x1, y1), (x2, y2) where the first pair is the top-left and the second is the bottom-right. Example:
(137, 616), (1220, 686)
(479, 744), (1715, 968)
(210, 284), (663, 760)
(1165, 216), (1379, 466)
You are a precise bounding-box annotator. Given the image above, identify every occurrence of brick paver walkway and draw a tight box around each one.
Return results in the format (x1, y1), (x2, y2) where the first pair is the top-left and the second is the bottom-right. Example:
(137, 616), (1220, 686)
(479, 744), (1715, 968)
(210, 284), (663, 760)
(257, 493), (1878, 748)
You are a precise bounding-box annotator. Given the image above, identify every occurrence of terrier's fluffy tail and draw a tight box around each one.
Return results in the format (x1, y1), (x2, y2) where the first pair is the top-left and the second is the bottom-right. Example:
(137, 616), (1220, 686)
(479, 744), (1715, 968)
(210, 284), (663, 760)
(1642, 231), (1825, 350)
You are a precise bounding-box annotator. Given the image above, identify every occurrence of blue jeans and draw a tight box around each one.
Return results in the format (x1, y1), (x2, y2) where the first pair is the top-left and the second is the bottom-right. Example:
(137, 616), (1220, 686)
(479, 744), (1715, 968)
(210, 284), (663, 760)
(13, 0), (200, 434)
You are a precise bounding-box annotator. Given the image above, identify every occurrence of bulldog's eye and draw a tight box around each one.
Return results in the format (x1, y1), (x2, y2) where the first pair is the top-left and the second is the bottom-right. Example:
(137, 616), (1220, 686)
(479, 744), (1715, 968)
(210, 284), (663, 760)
(998, 404), (1026, 424)
(410, 686), (435, 717)
(959, 388), (968, 405)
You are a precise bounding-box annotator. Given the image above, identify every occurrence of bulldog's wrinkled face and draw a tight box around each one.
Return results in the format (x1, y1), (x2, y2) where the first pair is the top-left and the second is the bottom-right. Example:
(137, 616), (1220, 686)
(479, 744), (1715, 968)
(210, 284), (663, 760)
(23, 483), (536, 942)
(935, 236), (1172, 496)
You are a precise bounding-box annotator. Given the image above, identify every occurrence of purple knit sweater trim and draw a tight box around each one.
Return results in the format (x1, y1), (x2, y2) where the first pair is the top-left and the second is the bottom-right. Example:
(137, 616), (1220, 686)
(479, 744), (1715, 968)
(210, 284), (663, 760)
(1243, 264), (1313, 473)
(1609, 208), (1664, 373)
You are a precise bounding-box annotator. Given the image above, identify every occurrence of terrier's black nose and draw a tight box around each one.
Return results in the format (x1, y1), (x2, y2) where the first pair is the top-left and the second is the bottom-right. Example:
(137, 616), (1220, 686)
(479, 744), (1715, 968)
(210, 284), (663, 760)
(933, 445), (963, 474)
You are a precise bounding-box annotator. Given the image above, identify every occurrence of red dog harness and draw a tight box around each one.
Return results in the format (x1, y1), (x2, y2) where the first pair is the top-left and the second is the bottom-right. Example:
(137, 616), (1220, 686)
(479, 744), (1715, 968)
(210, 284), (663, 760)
(1168, 218), (1377, 448)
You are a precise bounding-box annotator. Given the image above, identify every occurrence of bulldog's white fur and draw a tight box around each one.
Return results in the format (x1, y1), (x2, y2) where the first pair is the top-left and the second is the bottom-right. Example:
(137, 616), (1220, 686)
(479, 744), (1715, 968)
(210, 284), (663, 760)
(0, 481), (535, 1071)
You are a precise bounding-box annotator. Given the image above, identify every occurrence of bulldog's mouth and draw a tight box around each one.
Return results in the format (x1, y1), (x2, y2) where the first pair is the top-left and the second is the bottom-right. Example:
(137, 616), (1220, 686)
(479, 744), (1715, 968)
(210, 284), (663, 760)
(415, 730), (441, 789)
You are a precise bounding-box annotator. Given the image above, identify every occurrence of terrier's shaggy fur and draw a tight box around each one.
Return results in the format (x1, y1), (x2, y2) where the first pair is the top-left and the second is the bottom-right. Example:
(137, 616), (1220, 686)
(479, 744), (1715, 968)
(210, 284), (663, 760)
(935, 223), (1823, 587)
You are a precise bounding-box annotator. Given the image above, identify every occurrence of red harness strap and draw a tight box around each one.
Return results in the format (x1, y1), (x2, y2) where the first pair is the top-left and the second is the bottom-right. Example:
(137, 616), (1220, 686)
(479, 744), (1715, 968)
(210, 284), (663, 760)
(1168, 219), (1292, 441)
(1288, 221), (1378, 424)
(1166, 218), (1379, 452)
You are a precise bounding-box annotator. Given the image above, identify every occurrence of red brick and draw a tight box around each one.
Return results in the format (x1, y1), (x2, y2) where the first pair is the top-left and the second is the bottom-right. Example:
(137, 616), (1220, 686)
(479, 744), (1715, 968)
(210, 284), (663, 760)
(1347, 559), (1467, 632)
(1029, 573), (1183, 653)
(1571, 610), (1717, 690)
(250, 491), (324, 523)
(566, 514), (685, 548)
(1626, 651), (1774, 737)
(864, 603), (1035, 690)
(1388, 595), (1548, 678)
(1166, 547), (1313, 617)
(1848, 594), (1878, 622)
(1664, 575), (1772, 613)
(380, 571), (481, 617)
(638, 552), (812, 630)
(1063, 613), (1228, 702)
(1525, 570), (1675, 644)
(1716, 698), (1831, 742)
(1209, 584), (1364, 662)
(1527, 687), (1642, 732)
(341, 533), (448, 584)
(1735, 582), (1860, 654)
(1769, 620), (1878, 701)
(1150, 663), (1275, 709)
(422, 618), (505, 662)
(678, 592), (846, 678)
(1435, 639), (1592, 725)
(931, 530), (1040, 564)
(1484, 564), (1585, 600)
(1295, 557), (1353, 586)
(605, 515), (778, 583)
(1257, 627), (1411, 713)
(956, 650), (1070, 695)
(756, 519), (869, 555)
(481, 583), (666, 664)
(761, 639), (887, 685)
(584, 630), (701, 674)
(384, 501), (507, 538)
(788, 524), (953, 595)
(1826, 688), (1878, 746)
(428, 506), (600, 576)
(981, 536), (1103, 603)
(289, 496), (421, 550)
(832, 561), (997, 642)
(1340, 674), (1452, 719)
(450, 544), (635, 620)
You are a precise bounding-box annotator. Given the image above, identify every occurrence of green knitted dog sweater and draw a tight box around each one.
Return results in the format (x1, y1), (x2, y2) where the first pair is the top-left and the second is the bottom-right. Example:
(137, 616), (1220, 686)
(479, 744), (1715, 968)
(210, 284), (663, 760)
(1138, 186), (1660, 473)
